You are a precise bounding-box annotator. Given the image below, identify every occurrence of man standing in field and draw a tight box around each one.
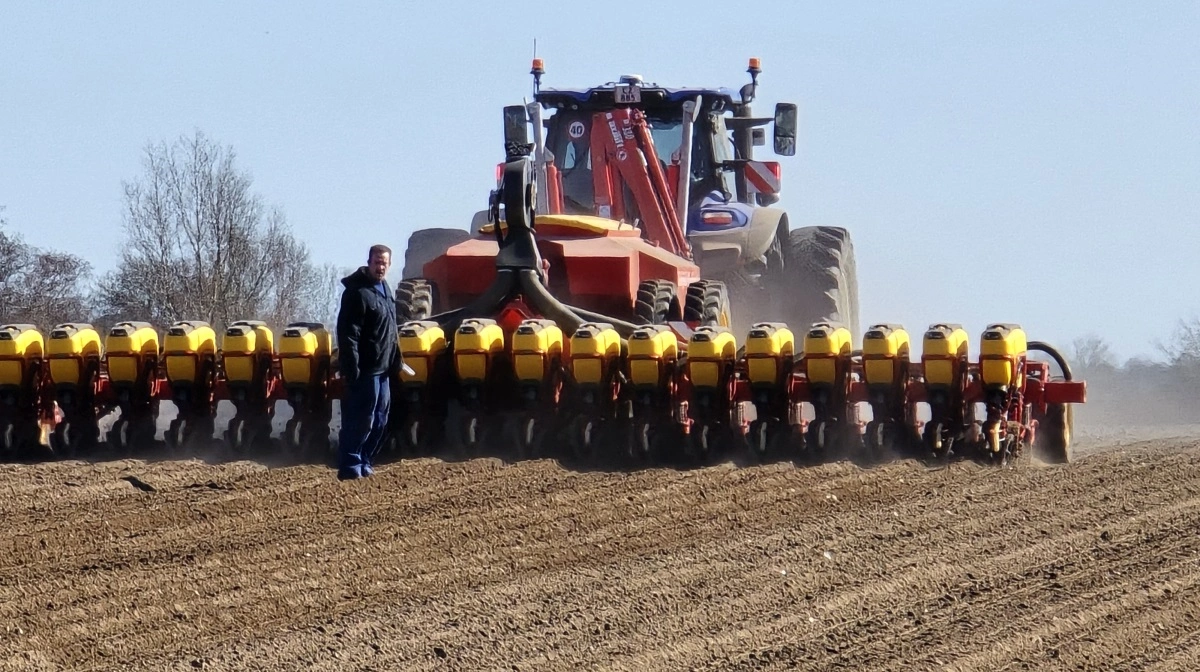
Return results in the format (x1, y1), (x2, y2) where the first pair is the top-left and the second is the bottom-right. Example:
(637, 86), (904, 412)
(335, 244), (399, 480)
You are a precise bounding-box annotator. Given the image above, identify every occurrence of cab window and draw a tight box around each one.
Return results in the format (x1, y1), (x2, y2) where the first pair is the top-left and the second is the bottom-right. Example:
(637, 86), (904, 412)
(708, 115), (737, 199)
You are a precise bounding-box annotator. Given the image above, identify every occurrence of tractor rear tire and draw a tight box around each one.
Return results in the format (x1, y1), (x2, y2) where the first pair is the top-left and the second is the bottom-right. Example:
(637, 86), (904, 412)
(396, 279), (435, 322)
(1036, 402), (1073, 464)
(402, 228), (471, 280)
(782, 226), (859, 338)
(684, 280), (731, 328)
(634, 280), (680, 325)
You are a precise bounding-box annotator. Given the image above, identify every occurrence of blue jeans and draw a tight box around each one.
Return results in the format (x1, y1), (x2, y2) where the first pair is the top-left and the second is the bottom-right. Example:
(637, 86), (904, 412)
(338, 374), (391, 479)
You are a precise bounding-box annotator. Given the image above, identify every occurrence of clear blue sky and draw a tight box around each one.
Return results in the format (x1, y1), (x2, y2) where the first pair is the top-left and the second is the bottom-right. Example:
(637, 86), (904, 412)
(2, 1), (1197, 363)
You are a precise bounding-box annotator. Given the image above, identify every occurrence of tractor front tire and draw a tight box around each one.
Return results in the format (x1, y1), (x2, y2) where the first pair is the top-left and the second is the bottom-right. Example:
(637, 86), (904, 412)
(396, 279), (435, 322)
(634, 280), (681, 325)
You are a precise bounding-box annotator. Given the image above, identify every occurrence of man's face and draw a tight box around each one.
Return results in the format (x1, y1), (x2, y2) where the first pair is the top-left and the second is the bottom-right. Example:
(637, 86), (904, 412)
(368, 251), (391, 281)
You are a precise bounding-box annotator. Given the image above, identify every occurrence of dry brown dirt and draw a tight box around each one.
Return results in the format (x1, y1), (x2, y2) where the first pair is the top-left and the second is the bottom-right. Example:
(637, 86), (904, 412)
(2, 428), (1200, 671)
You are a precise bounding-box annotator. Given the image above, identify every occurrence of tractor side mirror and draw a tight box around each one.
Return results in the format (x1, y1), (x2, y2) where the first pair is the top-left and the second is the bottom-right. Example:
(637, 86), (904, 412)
(503, 105), (530, 148)
(739, 81), (757, 105)
(773, 103), (797, 157)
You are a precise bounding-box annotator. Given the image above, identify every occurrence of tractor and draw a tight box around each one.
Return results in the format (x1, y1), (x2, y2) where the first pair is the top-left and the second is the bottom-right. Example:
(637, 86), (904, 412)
(402, 58), (859, 340)
(389, 58), (860, 462)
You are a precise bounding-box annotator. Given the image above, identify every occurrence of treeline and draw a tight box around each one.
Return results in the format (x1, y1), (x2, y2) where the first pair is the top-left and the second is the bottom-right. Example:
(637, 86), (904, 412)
(1069, 326), (1200, 426)
(0, 131), (344, 337)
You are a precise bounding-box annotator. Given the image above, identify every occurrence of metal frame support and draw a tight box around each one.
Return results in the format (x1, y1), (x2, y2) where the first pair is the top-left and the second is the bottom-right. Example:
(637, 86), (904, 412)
(527, 101), (550, 213)
(675, 96), (702, 233)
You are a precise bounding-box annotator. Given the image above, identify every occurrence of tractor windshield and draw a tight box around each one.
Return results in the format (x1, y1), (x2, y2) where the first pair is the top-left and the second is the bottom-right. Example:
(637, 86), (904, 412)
(647, 119), (683, 164)
(544, 109), (711, 217)
(547, 111), (597, 214)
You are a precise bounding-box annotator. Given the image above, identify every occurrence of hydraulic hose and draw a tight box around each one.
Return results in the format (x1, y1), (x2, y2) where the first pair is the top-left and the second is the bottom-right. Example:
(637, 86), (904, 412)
(517, 271), (639, 339)
(423, 154), (639, 346)
(432, 269), (521, 335)
(1028, 341), (1074, 381)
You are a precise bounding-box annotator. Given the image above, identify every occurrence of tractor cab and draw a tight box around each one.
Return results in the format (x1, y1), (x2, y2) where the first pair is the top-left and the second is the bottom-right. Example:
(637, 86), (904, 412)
(527, 60), (798, 231)
(535, 81), (737, 215)
(478, 58), (803, 291)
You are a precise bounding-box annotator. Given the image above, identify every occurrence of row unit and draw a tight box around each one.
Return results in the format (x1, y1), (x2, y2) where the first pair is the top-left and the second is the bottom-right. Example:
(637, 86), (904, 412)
(0, 320), (333, 390)
(398, 318), (1035, 391)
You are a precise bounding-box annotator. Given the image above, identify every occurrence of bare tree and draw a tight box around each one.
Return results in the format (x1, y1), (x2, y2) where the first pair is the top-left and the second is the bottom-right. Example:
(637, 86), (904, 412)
(1158, 317), (1200, 366)
(0, 210), (94, 330)
(1069, 333), (1118, 374)
(94, 131), (334, 332)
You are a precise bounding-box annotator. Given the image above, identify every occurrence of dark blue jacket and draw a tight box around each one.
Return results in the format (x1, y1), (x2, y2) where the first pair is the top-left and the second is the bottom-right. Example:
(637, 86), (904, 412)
(336, 267), (398, 382)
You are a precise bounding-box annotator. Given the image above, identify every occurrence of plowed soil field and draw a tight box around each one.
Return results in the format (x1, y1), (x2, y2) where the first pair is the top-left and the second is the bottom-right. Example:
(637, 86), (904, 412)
(3, 426), (1200, 671)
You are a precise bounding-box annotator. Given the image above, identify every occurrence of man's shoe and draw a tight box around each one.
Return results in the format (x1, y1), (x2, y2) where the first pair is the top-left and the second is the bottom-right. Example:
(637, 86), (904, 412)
(337, 467), (362, 481)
